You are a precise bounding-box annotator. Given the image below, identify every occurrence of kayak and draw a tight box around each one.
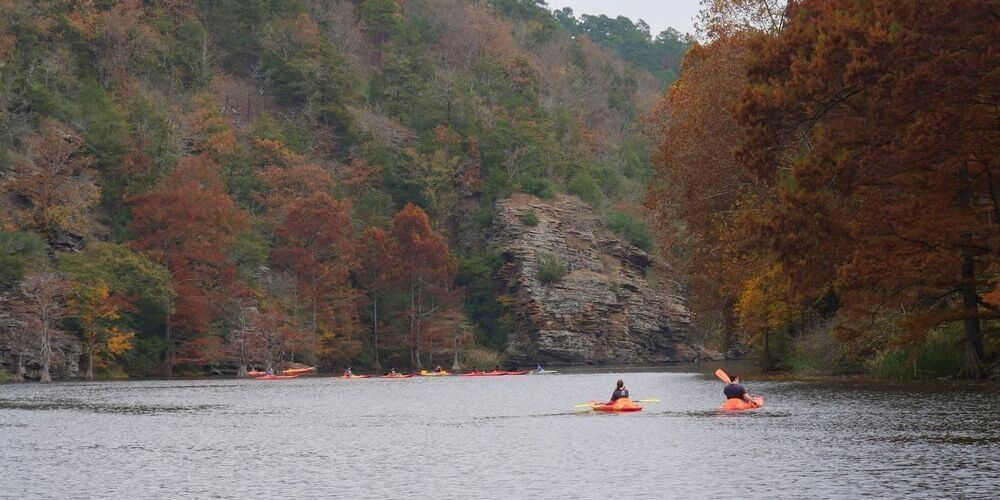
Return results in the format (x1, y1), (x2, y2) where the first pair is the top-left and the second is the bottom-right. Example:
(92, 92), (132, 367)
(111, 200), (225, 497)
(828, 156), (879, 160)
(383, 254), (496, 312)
(721, 396), (764, 411)
(254, 375), (299, 380)
(247, 370), (267, 377)
(588, 398), (643, 412)
(459, 371), (506, 377)
(380, 374), (414, 379)
(503, 370), (529, 375)
(418, 370), (451, 376)
(282, 367), (316, 375)
(530, 370), (558, 374)
(341, 374), (371, 379)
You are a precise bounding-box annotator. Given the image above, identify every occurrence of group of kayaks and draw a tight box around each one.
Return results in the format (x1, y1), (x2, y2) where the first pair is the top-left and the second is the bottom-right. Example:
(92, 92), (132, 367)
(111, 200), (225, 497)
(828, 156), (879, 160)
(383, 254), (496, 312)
(582, 368), (766, 413)
(342, 368), (557, 379)
(247, 365), (763, 413)
(581, 395), (764, 413)
(248, 366), (316, 380)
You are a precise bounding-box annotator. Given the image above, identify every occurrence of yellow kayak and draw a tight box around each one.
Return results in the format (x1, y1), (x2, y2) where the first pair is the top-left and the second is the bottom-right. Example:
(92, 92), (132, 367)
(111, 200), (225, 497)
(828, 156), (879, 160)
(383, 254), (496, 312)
(418, 370), (451, 376)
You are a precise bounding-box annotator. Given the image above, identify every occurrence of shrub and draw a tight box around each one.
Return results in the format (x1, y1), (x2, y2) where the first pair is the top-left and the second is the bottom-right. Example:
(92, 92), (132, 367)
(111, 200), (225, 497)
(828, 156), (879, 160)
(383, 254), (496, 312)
(536, 252), (568, 284)
(0, 370), (7, 384)
(520, 177), (555, 199)
(567, 173), (602, 206)
(607, 211), (654, 252)
(866, 327), (966, 379)
(462, 347), (504, 371)
(519, 210), (539, 226)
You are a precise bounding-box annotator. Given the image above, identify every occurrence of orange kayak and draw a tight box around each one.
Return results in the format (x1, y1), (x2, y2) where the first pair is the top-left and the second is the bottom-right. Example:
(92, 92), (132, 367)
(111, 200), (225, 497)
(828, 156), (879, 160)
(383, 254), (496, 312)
(282, 367), (316, 376)
(459, 371), (505, 377)
(589, 398), (643, 412)
(721, 396), (764, 411)
(247, 370), (267, 377)
(254, 375), (299, 380)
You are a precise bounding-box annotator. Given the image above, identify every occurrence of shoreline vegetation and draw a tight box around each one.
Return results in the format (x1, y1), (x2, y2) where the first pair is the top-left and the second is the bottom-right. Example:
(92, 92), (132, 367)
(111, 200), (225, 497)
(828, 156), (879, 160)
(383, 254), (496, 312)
(2, 0), (997, 383)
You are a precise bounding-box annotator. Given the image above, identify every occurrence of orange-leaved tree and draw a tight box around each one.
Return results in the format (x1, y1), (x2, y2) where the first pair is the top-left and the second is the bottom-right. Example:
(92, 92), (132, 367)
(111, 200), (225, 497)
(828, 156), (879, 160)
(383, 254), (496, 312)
(391, 203), (457, 368)
(260, 163), (360, 367)
(645, 33), (773, 350)
(130, 154), (249, 375)
(358, 226), (400, 371)
(735, 0), (1000, 377)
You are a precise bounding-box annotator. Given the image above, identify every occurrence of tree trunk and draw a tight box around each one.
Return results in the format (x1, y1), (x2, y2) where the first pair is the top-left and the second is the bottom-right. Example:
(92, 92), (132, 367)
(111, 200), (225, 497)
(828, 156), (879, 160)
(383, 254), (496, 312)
(372, 296), (381, 372)
(409, 280), (417, 367)
(237, 364), (248, 378)
(40, 334), (52, 384)
(85, 345), (94, 380)
(762, 330), (771, 371)
(959, 162), (986, 379)
(414, 277), (423, 370)
(451, 333), (460, 372)
(311, 281), (318, 365)
(164, 313), (173, 378)
(164, 252), (174, 378)
(959, 246), (986, 378)
(14, 353), (25, 382)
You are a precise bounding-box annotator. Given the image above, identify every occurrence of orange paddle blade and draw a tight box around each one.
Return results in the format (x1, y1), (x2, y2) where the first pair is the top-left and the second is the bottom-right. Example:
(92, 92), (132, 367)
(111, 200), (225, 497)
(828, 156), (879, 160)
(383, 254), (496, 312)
(714, 368), (731, 384)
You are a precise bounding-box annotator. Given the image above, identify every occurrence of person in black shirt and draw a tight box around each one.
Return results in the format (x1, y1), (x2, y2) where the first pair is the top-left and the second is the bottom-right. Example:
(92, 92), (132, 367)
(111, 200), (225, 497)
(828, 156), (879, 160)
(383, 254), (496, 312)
(610, 379), (629, 402)
(723, 374), (754, 404)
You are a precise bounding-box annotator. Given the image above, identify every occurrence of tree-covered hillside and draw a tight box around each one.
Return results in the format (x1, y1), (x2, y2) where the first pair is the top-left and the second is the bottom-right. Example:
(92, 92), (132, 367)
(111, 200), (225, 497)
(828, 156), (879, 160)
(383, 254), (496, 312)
(0, 0), (682, 380)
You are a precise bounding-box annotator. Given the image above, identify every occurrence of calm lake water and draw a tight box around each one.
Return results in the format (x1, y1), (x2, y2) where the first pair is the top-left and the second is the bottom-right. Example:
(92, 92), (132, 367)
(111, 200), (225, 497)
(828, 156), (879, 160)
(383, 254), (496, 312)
(2, 368), (998, 499)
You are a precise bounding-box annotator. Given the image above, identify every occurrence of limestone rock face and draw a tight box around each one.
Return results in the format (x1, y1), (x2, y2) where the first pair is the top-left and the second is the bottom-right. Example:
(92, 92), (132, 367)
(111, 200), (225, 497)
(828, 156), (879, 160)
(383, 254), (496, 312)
(492, 194), (721, 364)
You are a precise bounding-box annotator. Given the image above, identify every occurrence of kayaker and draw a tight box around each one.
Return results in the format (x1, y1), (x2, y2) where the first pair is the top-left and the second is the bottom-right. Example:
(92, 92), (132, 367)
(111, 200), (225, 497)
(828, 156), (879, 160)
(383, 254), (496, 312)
(434, 365), (444, 373)
(610, 379), (629, 402)
(723, 374), (754, 404)
(266, 367), (274, 376)
(536, 363), (544, 373)
(493, 365), (501, 373)
(344, 367), (353, 377)
(388, 367), (398, 376)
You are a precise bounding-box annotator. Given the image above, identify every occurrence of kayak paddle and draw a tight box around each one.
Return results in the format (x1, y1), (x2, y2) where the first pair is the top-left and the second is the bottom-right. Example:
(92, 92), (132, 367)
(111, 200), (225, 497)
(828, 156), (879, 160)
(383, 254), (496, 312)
(714, 368), (731, 384)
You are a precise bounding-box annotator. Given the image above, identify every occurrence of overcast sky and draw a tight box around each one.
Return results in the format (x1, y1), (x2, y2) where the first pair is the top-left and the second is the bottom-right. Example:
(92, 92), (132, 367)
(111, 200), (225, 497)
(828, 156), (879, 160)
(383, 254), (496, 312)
(544, 0), (703, 37)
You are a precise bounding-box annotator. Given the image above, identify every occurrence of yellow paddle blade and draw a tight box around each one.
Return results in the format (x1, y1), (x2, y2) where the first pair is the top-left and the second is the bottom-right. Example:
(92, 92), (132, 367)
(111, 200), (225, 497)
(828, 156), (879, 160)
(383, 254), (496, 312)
(635, 399), (660, 403)
(714, 368), (731, 383)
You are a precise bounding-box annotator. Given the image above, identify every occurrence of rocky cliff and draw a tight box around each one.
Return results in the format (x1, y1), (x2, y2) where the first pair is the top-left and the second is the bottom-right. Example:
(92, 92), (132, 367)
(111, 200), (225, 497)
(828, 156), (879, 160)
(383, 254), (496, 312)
(492, 194), (720, 364)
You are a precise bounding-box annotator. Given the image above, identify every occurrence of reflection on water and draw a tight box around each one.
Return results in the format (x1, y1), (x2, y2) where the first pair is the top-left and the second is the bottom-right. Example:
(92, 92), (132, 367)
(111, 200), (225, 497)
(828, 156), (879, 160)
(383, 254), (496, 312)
(1, 371), (998, 498)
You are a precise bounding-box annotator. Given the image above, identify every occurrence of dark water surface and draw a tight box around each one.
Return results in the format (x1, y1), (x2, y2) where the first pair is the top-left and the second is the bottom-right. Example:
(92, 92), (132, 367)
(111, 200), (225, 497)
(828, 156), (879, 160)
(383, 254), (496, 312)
(2, 370), (998, 499)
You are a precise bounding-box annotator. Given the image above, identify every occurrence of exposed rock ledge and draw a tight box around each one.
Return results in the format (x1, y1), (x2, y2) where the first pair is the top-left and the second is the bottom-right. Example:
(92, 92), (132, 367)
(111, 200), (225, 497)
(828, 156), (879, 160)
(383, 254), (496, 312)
(492, 193), (721, 364)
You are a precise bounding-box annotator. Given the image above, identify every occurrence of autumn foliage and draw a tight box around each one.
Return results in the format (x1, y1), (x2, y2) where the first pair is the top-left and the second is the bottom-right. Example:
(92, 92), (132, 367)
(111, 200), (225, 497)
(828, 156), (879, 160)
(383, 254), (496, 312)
(647, 0), (999, 377)
(130, 154), (248, 373)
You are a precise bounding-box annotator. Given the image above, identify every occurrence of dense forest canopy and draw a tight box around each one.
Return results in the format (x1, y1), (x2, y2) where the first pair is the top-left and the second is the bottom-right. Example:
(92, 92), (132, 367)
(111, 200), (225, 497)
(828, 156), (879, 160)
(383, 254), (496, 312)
(0, 0), (681, 380)
(647, 0), (999, 378)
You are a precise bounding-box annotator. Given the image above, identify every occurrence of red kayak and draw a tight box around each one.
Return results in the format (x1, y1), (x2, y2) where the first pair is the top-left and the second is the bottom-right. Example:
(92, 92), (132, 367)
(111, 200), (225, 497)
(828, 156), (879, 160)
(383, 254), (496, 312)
(503, 370), (529, 375)
(254, 375), (299, 380)
(720, 396), (764, 411)
(589, 398), (643, 412)
(380, 374), (414, 379)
